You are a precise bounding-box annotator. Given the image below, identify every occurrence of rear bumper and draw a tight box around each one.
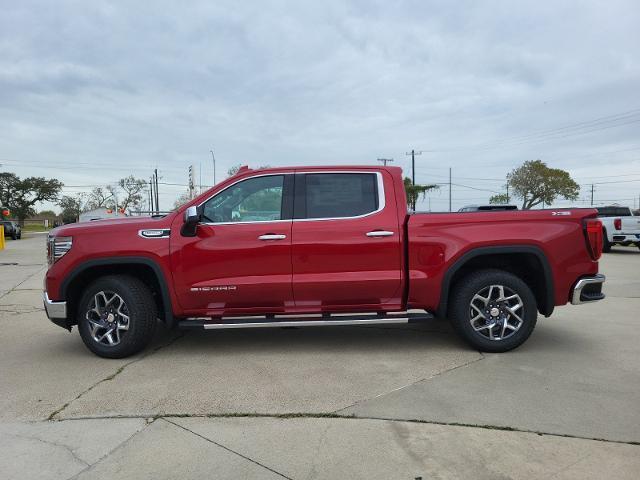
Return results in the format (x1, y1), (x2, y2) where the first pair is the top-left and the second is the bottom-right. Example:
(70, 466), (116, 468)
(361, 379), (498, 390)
(43, 291), (71, 330)
(571, 274), (606, 305)
(611, 234), (640, 243)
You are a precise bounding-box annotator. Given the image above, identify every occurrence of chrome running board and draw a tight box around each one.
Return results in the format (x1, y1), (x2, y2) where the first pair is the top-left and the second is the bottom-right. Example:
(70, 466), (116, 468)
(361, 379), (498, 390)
(179, 312), (433, 330)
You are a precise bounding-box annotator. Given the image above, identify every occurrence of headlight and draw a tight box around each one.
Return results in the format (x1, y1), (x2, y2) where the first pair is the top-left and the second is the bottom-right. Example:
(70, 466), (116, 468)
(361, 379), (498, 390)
(47, 236), (73, 265)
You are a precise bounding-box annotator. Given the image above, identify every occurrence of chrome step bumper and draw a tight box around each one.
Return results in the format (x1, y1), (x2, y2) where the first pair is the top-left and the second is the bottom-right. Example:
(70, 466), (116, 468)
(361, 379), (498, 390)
(571, 274), (606, 305)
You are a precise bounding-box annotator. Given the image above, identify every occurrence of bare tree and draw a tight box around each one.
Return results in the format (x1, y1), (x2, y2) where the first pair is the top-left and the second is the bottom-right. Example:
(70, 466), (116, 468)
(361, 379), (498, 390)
(115, 176), (147, 211)
(86, 187), (115, 210)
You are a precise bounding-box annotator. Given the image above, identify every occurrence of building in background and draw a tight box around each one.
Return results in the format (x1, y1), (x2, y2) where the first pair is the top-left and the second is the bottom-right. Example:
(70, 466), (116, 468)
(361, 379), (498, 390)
(79, 208), (124, 222)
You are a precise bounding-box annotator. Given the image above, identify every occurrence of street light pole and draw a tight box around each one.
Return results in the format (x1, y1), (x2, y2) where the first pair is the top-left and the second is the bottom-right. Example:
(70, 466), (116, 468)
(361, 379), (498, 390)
(210, 150), (216, 186)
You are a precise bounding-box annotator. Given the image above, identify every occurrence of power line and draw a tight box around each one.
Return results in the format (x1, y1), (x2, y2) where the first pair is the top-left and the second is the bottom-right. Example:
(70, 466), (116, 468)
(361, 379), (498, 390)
(425, 108), (640, 152)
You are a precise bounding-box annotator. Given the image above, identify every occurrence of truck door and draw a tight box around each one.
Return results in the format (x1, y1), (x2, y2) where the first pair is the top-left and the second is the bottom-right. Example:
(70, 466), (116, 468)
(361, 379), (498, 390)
(170, 174), (294, 316)
(290, 171), (403, 310)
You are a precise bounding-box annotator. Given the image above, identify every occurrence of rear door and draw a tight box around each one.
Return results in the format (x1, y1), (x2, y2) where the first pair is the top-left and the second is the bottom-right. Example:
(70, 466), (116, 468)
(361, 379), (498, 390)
(290, 171), (403, 310)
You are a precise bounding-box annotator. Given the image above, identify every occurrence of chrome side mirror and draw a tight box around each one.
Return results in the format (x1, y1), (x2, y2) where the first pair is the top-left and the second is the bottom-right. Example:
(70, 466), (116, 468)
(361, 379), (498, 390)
(181, 206), (201, 237)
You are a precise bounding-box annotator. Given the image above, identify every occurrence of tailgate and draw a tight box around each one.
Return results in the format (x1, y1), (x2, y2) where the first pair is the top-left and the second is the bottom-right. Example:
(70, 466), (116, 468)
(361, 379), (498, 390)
(621, 216), (640, 233)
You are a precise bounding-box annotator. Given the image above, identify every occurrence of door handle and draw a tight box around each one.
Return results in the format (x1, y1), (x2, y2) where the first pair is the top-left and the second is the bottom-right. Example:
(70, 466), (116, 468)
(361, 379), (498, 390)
(258, 234), (287, 240)
(366, 230), (394, 237)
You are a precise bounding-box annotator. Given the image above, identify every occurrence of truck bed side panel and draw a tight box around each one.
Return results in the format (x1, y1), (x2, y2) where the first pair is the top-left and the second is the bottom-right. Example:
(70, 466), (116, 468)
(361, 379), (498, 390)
(407, 210), (599, 313)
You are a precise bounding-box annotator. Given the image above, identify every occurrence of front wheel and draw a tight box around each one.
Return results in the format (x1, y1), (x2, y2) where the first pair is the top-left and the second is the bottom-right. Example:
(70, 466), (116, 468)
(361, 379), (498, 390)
(449, 269), (538, 353)
(77, 275), (157, 358)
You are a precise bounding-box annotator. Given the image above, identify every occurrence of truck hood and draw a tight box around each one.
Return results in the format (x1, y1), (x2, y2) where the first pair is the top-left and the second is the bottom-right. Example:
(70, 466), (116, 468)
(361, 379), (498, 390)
(50, 215), (175, 236)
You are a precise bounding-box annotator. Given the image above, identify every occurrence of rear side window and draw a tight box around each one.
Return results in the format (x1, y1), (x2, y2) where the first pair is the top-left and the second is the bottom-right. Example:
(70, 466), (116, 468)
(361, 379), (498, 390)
(597, 207), (632, 217)
(299, 173), (379, 219)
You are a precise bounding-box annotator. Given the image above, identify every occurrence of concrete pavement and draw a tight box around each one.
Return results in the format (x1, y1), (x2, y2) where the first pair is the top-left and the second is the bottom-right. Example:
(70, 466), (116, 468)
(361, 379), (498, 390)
(1, 234), (639, 479)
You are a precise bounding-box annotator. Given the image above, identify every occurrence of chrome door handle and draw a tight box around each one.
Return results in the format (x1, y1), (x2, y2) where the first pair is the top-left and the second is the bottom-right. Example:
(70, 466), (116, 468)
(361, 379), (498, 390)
(366, 230), (394, 237)
(258, 234), (287, 240)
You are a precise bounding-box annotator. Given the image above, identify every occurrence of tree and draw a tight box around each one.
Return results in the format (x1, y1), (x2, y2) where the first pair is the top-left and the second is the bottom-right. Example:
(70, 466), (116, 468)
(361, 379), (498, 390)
(115, 176), (147, 211)
(38, 210), (58, 217)
(58, 194), (87, 224)
(403, 177), (439, 211)
(173, 192), (191, 210)
(227, 164), (271, 177)
(86, 186), (115, 210)
(507, 160), (579, 209)
(0, 172), (63, 224)
(489, 193), (510, 205)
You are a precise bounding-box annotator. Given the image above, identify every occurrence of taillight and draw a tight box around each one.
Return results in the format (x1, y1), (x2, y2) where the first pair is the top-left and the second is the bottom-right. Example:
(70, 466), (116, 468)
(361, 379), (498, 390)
(613, 218), (622, 230)
(585, 219), (602, 260)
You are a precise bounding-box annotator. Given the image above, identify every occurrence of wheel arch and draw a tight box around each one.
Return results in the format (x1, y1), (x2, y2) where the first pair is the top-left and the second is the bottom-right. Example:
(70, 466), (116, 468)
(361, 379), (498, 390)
(60, 257), (175, 328)
(437, 245), (555, 318)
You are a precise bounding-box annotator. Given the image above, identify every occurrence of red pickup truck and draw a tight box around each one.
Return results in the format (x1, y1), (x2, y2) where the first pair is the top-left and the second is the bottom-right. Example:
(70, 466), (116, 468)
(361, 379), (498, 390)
(44, 165), (605, 358)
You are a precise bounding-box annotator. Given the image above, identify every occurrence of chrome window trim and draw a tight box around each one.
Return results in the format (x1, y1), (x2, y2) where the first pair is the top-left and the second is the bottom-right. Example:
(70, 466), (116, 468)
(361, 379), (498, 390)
(292, 171), (385, 222)
(197, 170), (385, 226)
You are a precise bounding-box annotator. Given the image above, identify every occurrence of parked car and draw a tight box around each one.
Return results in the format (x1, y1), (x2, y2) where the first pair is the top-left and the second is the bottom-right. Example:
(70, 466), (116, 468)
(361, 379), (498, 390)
(596, 205), (640, 252)
(43, 165), (605, 358)
(1, 220), (21, 240)
(458, 204), (518, 212)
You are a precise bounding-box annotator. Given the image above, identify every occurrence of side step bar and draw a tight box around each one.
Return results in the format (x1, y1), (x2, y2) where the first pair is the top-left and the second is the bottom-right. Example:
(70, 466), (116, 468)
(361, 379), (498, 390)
(178, 312), (434, 330)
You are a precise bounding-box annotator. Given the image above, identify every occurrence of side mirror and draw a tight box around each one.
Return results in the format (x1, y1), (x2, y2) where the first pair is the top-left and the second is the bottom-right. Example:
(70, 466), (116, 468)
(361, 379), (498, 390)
(181, 206), (201, 237)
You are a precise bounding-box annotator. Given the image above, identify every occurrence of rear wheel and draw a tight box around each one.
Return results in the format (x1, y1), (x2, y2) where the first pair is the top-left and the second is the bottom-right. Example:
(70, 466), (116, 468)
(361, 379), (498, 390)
(602, 229), (612, 253)
(449, 269), (538, 353)
(77, 275), (157, 358)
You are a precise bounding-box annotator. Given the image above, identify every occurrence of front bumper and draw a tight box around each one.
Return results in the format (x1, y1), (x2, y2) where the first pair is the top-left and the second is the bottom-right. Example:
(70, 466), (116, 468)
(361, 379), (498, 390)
(43, 291), (71, 330)
(571, 274), (606, 305)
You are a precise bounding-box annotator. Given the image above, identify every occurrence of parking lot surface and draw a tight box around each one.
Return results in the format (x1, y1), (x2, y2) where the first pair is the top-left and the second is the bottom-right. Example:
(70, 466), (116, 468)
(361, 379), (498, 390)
(1, 234), (639, 479)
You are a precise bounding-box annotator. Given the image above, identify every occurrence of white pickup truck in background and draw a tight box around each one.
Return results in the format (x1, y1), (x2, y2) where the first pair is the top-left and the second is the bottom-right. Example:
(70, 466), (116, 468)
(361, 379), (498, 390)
(596, 206), (640, 252)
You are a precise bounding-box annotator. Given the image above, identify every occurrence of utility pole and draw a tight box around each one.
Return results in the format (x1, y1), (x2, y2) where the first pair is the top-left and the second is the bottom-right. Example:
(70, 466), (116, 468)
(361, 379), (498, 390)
(506, 183), (510, 203)
(154, 169), (159, 214)
(449, 167), (452, 212)
(210, 150), (217, 186)
(149, 178), (154, 214)
(405, 150), (423, 185)
(590, 184), (594, 206)
(377, 158), (394, 166)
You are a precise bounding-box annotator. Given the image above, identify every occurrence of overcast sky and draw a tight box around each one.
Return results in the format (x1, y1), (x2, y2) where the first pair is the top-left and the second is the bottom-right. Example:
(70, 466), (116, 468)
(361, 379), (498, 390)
(1, 0), (639, 212)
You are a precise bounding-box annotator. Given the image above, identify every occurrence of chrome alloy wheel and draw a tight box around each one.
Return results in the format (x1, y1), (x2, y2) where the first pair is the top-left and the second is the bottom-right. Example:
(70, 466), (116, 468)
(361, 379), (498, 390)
(469, 284), (524, 341)
(85, 291), (130, 346)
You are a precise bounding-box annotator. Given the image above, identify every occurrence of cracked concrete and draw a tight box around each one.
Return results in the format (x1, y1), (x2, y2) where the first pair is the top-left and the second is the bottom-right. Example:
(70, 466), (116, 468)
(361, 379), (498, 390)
(1, 235), (639, 478)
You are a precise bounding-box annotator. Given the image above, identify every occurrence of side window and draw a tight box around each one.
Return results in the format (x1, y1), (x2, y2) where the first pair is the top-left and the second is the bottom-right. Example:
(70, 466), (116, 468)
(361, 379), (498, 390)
(202, 175), (284, 223)
(302, 173), (379, 219)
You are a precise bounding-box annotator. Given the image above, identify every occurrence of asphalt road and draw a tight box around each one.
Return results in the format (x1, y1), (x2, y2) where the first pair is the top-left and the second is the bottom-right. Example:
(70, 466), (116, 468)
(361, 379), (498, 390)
(1, 234), (639, 479)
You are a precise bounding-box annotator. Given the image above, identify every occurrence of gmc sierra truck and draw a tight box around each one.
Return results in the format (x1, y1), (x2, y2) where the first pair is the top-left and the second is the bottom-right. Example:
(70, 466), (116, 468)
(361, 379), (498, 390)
(596, 205), (640, 252)
(43, 165), (606, 358)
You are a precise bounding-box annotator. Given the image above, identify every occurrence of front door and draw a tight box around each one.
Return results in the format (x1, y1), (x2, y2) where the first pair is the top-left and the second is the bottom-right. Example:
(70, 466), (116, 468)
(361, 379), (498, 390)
(171, 174), (294, 316)
(291, 171), (403, 311)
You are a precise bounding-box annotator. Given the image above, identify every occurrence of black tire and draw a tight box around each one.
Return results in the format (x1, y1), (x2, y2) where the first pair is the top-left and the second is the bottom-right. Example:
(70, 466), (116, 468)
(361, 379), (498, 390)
(602, 229), (611, 253)
(77, 275), (157, 358)
(11, 232), (17, 240)
(448, 269), (538, 353)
